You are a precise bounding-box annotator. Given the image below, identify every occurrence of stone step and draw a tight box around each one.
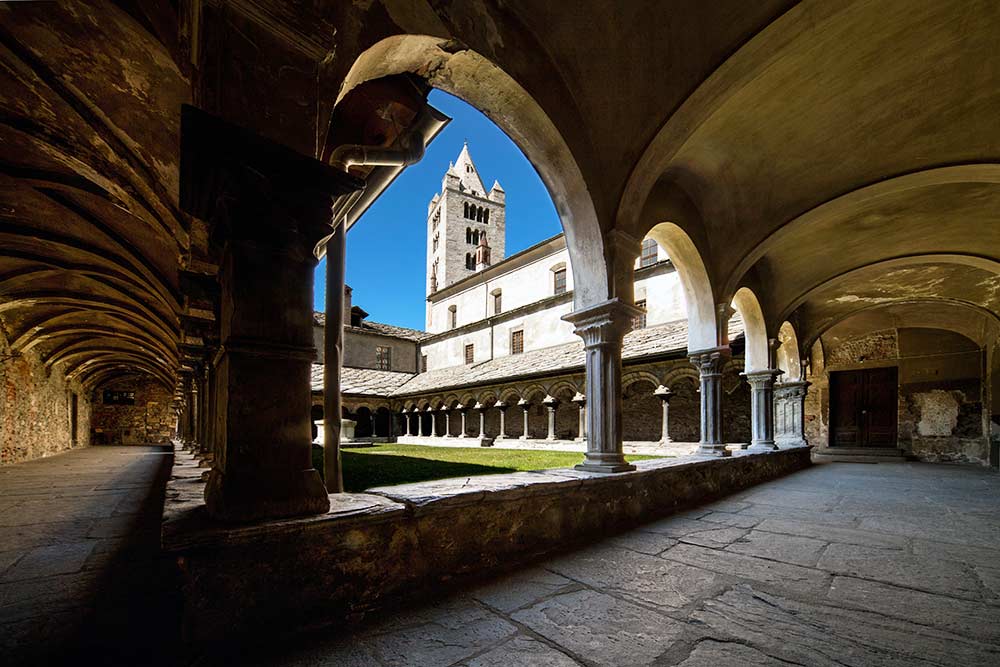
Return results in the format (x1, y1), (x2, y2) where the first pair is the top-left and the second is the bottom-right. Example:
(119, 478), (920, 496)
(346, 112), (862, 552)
(812, 447), (908, 463)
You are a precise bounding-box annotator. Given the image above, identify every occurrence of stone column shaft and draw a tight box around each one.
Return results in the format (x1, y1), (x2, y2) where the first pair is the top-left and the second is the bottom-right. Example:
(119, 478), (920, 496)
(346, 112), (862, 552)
(655, 386), (672, 445)
(519, 403), (530, 440)
(323, 221), (346, 492)
(562, 299), (642, 473)
(572, 394), (586, 442)
(445, 411), (451, 437)
(497, 405), (508, 439)
(543, 397), (559, 441)
(744, 369), (782, 450)
(690, 347), (731, 457)
(459, 410), (467, 438)
(478, 409), (485, 438)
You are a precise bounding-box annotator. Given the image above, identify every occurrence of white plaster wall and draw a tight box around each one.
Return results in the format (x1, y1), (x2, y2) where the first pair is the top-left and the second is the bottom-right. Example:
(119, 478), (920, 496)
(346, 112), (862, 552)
(636, 270), (685, 325)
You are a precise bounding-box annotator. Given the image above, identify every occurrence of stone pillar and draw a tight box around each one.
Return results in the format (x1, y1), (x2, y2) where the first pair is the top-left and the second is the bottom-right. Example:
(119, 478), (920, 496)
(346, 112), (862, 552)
(543, 395), (559, 441)
(179, 105), (363, 519)
(572, 392), (586, 442)
(562, 298), (642, 473)
(689, 347), (731, 457)
(775, 381), (810, 448)
(475, 403), (486, 438)
(654, 385), (672, 444)
(444, 410), (452, 437)
(744, 370), (783, 450)
(496, 402), (508, 439)
(518, 398), (531, 440)
(459, 408), (468, 438)
(429, 407), (437, 436)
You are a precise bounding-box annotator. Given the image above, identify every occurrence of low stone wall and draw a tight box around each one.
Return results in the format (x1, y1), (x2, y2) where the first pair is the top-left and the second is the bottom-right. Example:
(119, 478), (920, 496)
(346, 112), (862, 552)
(162, 446), (811, 643)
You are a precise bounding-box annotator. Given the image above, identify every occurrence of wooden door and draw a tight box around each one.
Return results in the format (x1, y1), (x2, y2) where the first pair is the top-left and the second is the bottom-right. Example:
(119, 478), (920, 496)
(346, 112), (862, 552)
(830, 367), (898, 447)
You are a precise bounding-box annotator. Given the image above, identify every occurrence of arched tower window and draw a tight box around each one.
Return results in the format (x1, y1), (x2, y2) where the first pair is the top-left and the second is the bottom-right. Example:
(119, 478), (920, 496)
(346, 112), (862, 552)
(484, 209), (490, 224)
(465, 253), (475, 270)
(463, 202), (469, 219)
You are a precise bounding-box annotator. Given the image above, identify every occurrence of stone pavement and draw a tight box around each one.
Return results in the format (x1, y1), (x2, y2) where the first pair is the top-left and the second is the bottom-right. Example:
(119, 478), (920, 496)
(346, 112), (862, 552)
(227, 462), (1000, 667)
(0, 445), (178, 665)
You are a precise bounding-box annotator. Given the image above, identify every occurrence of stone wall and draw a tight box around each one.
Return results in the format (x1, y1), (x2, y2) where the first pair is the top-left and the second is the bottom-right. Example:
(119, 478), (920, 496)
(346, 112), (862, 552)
(90, 376), (175, 445)
(804, 328), (990, 463)
(1, 333), (91, 465)
(163, 446), (812, 643)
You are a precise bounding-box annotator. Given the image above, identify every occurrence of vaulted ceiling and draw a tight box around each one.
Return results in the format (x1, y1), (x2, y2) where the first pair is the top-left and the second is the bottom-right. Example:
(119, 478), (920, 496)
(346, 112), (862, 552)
(1, 0), (997, 390)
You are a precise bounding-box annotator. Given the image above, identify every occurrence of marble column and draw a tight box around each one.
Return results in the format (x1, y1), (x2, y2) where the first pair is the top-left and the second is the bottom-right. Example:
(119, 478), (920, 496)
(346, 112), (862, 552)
(689, 347), (731, 457)
(444, 410), (452, 437)
(775, 381), (810, 448)
(429, 407), (437, 436)
(562, 298), (642, 473)
(403, 410), (412, 437)
(475, 403), (486, 438)
(496, 402), (508, 439)
(744, 369), (783, 450)
(322, 221), (347, 491)
(179, 106), (363, 519)
(459, 408), (468, 438)
(543, 395), (559, 441)
(518, 398), (531, 440)
(654, 385), (672, 444)
(572, 392), (586, 442)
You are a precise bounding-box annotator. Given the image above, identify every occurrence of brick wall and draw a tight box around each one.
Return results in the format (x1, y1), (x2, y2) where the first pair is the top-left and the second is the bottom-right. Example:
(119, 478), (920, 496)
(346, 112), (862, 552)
(1, 333), (91, 465)
(90, 375), (175, 445)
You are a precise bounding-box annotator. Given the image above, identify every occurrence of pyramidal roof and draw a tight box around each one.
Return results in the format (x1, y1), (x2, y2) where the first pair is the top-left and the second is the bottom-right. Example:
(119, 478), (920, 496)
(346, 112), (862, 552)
(452, 142), (486, 194)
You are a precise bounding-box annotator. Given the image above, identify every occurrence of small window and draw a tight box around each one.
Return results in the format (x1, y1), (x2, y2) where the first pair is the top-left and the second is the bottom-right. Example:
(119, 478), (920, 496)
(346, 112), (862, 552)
(632, 299), (647, 330)
(467, 164), (473, 173)
(640, 238), (658, 268)
(511, 329), (524, 355)
(493, 290), (502, 315)
(421, 354), (427, 373)
(375, 346), (392, 371)
(449, 305), (457, 329)
(484, 209), (490, 224)
(553, 268), (567, 295)
(465, 253), (475, 270)
(464, 344), (474, 365)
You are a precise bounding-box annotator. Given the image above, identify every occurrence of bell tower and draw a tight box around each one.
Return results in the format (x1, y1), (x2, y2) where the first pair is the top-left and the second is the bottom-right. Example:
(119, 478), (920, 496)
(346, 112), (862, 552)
(426, 142), (506, 321)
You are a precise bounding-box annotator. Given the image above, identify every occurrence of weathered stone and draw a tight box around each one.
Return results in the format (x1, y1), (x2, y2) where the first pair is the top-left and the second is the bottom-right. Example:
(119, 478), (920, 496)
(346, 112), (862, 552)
(464, 635), (581, 667)
(817, 543), (983, 600)
(512, 589), (685, 666)
(725, 529), (828, 567)
(676, 639), (790, 666)
(661, 543), (831, 598)
(754, 518), (909, 550)
(546, 545), (727, 609)
(470, 568), (575, 613)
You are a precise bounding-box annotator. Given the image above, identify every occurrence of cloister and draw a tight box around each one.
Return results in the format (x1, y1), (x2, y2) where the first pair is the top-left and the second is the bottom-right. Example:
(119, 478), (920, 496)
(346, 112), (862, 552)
(2, 1), (998, 664)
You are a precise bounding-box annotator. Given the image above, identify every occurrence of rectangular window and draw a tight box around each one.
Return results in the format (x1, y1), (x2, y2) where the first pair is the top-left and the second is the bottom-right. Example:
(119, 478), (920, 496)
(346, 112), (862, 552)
(493, 291), (502, 315)
(421, 354), (427, 373)
(375, 346), (392, 370)
(553, 268), (567, 295)
(511, 329), (524, 355)
(632, 299), (647, 330)
(464, 344), (474, 365)
(640, 238), (658, 267)
(449, 306), (457, 329)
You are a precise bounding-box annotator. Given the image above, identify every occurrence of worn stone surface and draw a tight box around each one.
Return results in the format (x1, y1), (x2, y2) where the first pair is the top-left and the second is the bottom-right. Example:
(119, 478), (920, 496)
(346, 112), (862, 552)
(0, 445), (177, 665)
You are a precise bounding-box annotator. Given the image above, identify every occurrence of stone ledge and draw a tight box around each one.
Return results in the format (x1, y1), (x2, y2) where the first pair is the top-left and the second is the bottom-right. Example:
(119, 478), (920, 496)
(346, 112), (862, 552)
(161, 445), (811, 643)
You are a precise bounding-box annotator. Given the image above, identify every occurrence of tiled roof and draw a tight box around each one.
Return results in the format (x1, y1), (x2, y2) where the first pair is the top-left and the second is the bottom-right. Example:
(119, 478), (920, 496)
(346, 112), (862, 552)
(313, 311), (430, 342)
(391, 316), (745, 396)
(311, 365), (417, 395)
(311, 315), (745, 398)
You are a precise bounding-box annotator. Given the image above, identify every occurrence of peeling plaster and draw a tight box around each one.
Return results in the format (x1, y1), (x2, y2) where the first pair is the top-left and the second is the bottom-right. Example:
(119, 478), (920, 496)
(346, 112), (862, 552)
(914, 390), (959, 437)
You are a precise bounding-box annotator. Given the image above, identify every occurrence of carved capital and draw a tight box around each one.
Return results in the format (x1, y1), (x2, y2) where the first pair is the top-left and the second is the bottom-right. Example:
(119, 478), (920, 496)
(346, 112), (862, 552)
(689, 346), (731, 377)
(562, 298), (643, 347)
(741, 369), (783, 388)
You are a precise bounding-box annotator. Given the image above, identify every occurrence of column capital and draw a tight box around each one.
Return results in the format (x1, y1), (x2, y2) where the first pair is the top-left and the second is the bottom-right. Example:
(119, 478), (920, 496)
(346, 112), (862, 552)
(542, 394), (560, 407)
(654, 384), (673, 402)
(517, 398), (531, 407)
(741, 369), (784, 385)
(689, 346), (731, 375)
(495, 401), (508, 411)
(561, 298), (643, 346)
(776, 380), (811, 397)
(571, 392), (586, 406)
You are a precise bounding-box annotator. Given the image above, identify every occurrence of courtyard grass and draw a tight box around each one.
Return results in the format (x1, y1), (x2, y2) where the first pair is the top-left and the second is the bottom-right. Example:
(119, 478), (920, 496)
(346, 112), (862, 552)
(313, 443), (661, 492)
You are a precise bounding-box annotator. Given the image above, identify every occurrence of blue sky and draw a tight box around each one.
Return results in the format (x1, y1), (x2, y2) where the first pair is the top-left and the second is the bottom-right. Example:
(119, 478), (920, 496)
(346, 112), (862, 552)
(314, 89), (561, 330)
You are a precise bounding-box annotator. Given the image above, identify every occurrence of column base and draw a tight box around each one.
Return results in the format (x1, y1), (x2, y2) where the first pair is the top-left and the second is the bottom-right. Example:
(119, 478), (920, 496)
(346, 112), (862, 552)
(748, 442), (779, 451)
(519, 435), (530, 440)
(575, 452), (636, 473)
(777, 439), (809, 449)
(204, 468), (330, 522)
(695, 444), (731, 457)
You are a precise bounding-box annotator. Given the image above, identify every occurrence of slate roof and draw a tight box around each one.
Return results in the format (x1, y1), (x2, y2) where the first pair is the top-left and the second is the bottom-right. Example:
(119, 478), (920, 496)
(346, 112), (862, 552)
(311, 365), (416, 395)
(313, 311), (431, 342)
(311, 316), (744, 398)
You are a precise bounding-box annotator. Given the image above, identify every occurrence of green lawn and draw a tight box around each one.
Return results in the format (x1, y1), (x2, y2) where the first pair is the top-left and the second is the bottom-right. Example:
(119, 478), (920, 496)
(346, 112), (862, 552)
(313, 443), (661, 492)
